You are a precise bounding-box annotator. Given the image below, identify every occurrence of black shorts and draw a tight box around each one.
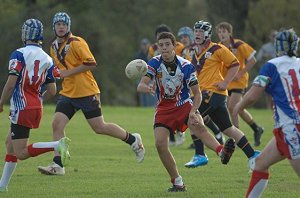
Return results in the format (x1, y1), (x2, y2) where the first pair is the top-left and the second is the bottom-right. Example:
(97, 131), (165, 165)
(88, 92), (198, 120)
(55, 94), (102, 120)
(10, 123), (30, 140)
(199, 91), (232, 131)
(228, 88), (245, 96)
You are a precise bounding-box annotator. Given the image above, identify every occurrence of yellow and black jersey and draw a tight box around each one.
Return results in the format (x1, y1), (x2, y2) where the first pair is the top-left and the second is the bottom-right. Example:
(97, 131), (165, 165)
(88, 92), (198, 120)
(50, 33), (100, 98)
(186, 41), (239, 96)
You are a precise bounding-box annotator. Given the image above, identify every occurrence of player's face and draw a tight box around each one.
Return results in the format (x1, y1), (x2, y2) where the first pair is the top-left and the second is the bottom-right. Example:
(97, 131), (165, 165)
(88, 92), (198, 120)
(217, 28), (230, 43)
(194, 29), (205, 45)
(158, 38), (175, 62)
(54, 22), (68, 37)
(180, 35), (191, 47)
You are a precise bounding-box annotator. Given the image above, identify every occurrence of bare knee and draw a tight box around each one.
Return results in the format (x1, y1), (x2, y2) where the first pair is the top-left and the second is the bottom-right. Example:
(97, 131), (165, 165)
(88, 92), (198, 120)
(155, 139), (168, 152)
(254, 155), (269, 172)
(15, 152), (28, 160)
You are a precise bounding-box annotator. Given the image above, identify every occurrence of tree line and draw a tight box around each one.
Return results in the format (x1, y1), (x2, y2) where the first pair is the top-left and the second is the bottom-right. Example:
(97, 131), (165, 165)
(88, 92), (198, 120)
(0, 0), (299, 106)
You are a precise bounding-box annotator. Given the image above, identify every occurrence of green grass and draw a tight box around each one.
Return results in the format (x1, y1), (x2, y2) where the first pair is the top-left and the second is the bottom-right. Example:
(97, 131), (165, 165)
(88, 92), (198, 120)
(0, 105), (299, 197)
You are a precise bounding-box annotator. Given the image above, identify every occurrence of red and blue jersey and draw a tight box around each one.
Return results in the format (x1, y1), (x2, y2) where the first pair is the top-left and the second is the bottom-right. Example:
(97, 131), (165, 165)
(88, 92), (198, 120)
(8, 44), (56, 110)
(147, 55), (197, 108)
(253, 56), (300, 128)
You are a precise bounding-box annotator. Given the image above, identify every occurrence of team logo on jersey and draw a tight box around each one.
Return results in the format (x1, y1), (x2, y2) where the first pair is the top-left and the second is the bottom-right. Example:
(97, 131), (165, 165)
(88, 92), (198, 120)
(204, 51), (212, 59)
(9, 59), (18, 70)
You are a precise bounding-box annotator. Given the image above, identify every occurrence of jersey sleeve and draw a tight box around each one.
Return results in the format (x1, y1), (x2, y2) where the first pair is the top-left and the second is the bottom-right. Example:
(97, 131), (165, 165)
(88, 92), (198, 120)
(44, 62), (57, 84)
(218, 45), (240, 69)
(73, 38), (97, 66)
(146, 57), (160, 79)
(8, 50), (24, 76)
(187, 64), (198, 87)
(238, 42), (256, 61)
(252, 62), (276, 93)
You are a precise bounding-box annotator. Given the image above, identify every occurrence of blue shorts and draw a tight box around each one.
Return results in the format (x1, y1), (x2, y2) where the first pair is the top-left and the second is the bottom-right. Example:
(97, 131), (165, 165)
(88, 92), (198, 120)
(55, 94), (102, 120)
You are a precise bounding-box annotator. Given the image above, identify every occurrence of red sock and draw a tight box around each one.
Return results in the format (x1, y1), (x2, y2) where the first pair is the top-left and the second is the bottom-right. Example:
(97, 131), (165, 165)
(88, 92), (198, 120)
(215, 145), (223, 155)
(5, 154), (18, 162)
(27, 144), (54, 157)
(246, 170), (269, 198)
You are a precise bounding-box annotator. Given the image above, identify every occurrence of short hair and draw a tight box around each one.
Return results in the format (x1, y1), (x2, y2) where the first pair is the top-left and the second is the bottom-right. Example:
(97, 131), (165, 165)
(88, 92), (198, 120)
(216, 22), (233, 34)
(155, 24), (172, 37)
(157, 32), (176, 46)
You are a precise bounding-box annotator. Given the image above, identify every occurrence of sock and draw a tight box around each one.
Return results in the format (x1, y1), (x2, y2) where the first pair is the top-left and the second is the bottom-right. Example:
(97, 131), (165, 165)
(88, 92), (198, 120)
(237, 136), (255, 158)
(169, 132), (175, 142)
(0, 155), (18, 188)
(246, 170), (269, 198)
(171, 175), (184, 186)
(53, 156), (63, 168)
(249, 121), (259, 132)
(123, 132), (136, 145)
(205, 117), (221, 136)
(191, 135), (205, 155)
(215, 145), (223, 156)
(27, 143), (55, 157)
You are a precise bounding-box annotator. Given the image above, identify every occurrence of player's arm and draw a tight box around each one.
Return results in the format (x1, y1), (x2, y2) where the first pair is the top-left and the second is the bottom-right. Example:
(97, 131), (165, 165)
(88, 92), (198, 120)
(0, 75), (18, 112)
(137, 75), (155, 95)
(42, 83), (57, 101)
(60, 64), (96, 78)
(190, 84), (201, 113)
(233, 75), (269, 116)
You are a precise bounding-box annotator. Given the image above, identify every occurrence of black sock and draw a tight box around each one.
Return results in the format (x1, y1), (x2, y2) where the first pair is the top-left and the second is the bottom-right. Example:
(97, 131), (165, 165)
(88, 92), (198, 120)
(191, 135), (205, 155)
(123, 132), (136, 145)
(169, 132), (175, 142)
(249, 122), (259, 132)
(53, 156), (63, 168)
(205, 118), (221, 136)
(237, 136), (255, 158)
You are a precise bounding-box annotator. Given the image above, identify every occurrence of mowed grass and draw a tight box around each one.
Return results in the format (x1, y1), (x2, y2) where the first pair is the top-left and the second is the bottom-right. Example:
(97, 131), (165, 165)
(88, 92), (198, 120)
(0, 105), (299, 198)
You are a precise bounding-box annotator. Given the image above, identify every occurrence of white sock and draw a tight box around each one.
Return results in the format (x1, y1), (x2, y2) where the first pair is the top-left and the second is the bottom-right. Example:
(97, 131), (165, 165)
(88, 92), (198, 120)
(174, 175), (184, 186)
(32, 141), (59, 150)
(0, 162), (17, 188)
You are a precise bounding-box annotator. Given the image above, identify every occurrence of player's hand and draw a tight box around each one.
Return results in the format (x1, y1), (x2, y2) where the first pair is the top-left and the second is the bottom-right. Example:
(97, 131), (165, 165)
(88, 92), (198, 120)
(59, 70), (69, 78)
(234, 71), (243, 81)
(214, 81), (228, 91)
(148, 85), (155, 96)
(189, 111), (201, 126)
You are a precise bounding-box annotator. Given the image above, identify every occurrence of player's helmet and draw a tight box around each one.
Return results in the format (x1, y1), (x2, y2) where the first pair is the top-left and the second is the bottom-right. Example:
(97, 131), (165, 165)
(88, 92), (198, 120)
(177, 26), (194, 42)
(53, 12), (71, 33)
(275, 29), (299, 57)
(194, 20), (212, 40)
(21, 19), (43, 43)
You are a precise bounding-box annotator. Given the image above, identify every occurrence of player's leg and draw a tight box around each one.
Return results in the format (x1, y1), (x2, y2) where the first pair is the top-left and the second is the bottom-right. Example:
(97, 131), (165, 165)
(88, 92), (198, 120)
(188, 115), (235, 165)
(227, 92), (241, 128)
(0, 131), (17, 192)
(246, 137), (284, 198)
(154, 126), (186, 192)
(210, 104), (257, 162)
(38, 96), (74, 175)
(204, 116), (224, 144)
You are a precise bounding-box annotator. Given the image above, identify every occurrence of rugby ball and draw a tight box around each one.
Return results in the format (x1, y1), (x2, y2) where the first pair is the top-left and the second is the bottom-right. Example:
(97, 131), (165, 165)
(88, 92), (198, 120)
(125, 59), (147, 80)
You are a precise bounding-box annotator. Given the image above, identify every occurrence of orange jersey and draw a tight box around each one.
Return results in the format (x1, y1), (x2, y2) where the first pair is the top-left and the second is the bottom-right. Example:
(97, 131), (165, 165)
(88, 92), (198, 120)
(50, 33), (100, 98)
(149, 41), (185, 57)
(222, 38), (256, 89)
(186, 41), (239, 96)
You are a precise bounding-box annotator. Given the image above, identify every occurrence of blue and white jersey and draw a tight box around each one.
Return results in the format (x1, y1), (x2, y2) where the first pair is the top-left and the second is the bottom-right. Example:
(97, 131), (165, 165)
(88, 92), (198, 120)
(8, 44), (56, 110)
(253, 55), (300, 128)
(147, 55), (197, 107)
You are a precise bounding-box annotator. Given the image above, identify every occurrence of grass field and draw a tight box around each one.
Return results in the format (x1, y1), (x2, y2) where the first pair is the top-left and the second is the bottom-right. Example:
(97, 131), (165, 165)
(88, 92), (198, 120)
(0, 105), (299, 198)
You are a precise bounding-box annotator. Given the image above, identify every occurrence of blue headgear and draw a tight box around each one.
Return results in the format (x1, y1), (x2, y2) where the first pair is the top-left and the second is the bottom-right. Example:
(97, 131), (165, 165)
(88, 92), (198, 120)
(177, 27), (194, 42)
(21, 19), (43, 42)
(194, 20), (212, 41)
(53, 12), (71, 34)
(275, 29), (299, 57)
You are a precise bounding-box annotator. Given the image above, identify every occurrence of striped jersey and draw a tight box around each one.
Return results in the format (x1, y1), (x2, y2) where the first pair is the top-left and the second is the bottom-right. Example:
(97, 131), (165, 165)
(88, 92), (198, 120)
(147, 55), (197, 107)
(8, 44), (56, 110)
(253, 55), (300, 128)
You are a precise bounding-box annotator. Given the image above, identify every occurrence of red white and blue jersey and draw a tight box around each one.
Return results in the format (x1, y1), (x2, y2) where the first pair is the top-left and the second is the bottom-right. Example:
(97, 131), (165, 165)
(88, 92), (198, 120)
(253, 55), (300, 128)
(147, 55), (197, 108)
(8, 44), (56, 111)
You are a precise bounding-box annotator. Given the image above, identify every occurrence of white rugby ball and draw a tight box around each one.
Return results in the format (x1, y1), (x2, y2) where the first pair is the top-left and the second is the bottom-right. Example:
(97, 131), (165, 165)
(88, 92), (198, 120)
(125, 59), (147, 80)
